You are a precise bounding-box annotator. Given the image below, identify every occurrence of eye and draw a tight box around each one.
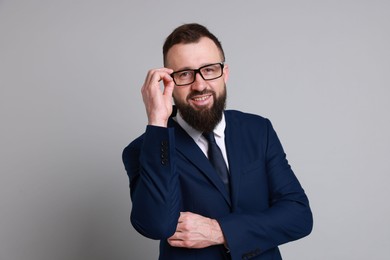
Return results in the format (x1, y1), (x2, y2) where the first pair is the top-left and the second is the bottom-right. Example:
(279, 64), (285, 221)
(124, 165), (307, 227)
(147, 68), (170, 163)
(201, 65), (218, 75)
(177, 71), (193, 79)
(204, 67), (215, 73)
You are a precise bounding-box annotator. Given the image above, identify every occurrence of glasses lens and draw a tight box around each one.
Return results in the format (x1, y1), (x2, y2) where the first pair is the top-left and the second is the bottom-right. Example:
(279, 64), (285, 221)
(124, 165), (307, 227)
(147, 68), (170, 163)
(172, 70), (194, 86)
(200, 64), (223, 80)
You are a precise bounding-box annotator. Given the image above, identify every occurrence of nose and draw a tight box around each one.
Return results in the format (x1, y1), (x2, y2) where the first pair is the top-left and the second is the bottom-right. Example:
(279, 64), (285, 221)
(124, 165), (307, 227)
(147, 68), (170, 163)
(191, 72), (207, 91)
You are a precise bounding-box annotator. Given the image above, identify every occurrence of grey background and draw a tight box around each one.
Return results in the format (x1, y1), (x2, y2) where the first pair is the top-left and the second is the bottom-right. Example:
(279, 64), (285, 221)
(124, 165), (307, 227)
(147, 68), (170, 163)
(1, 0), (389, 259)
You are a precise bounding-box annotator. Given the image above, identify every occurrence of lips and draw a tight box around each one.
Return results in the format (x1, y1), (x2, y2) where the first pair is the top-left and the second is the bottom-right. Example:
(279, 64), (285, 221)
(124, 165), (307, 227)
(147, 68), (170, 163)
(188, 92), (214, 108)
(192, 94), (212, 102)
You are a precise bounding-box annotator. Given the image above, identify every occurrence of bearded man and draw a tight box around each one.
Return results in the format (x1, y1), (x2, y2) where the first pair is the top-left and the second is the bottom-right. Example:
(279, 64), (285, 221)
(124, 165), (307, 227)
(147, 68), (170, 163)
(122, 23), (313, 260)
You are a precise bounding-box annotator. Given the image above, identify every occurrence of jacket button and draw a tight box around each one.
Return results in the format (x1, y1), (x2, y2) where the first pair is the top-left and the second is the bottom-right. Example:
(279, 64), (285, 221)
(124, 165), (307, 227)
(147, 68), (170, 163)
(161, 158), (168, 165)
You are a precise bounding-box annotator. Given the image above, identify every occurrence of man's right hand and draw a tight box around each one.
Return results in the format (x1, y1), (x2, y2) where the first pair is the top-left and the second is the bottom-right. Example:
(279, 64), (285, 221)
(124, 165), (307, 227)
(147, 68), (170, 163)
(141, 68), (175, 127)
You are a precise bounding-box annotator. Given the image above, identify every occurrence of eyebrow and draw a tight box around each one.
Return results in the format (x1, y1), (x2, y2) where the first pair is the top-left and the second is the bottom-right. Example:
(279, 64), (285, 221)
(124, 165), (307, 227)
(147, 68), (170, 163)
(174, 63), (217, 72)
(175, 66), (193, 71)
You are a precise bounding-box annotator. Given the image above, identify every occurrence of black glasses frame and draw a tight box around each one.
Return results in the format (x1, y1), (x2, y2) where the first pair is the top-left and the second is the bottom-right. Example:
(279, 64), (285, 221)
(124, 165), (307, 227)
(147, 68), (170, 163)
(170, 62), (225, 86)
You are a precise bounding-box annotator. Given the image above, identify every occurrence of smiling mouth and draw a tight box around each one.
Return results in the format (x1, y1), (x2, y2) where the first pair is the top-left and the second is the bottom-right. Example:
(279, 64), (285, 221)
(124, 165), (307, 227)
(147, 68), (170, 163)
(187, 94), (214, 109)
(192, 95), (212, 101)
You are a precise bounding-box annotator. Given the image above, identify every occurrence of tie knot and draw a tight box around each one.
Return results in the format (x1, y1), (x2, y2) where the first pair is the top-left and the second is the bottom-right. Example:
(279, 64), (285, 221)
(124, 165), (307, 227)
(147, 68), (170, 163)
(203, 132), (216, 144)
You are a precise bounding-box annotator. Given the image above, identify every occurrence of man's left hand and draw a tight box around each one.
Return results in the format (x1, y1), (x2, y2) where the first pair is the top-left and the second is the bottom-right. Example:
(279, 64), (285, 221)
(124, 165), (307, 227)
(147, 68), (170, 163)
(167, 212), (225, 249)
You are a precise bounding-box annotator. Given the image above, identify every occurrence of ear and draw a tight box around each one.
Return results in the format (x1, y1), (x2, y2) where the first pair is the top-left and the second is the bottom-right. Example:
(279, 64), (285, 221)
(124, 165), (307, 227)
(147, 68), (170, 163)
(223, 63), (229, 83)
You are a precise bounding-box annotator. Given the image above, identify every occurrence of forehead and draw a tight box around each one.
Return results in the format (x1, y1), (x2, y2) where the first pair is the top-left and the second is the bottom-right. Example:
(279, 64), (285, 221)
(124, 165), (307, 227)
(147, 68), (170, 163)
(166, 37), (222, 70)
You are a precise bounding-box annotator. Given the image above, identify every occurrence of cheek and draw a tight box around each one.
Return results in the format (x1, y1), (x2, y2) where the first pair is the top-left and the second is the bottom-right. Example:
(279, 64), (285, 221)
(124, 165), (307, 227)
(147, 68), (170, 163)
(173, 88), (187, 102)
(211, 83), (226, 96)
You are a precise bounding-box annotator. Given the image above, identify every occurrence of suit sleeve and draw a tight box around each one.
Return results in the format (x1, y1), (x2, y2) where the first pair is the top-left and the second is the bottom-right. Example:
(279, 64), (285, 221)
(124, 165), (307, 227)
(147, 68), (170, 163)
(217, 119), (313, 259)
(122, 125), (180, 239)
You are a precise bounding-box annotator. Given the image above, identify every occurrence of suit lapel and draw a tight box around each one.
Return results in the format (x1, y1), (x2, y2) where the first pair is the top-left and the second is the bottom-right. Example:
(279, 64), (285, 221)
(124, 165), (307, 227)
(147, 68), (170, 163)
(169, 119), (231, 206)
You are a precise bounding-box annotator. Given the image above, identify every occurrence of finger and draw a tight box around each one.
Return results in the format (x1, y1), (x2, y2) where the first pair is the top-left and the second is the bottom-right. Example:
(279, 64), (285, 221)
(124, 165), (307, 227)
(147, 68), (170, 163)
(145, 67), (173, 80)
(169, 230), (184, 239)
(174, 221), (187, 232)
(178, 211), (192, 219)
(142, 68), (173, 91)
(144, 71), (167, 90)
(162, 75), (174, 98)
(167, 238), (184, 247)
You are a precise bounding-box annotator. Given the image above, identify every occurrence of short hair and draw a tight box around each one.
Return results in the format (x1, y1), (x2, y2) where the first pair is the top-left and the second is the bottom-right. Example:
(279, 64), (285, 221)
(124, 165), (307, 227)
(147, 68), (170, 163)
(163, 23), (225, 66)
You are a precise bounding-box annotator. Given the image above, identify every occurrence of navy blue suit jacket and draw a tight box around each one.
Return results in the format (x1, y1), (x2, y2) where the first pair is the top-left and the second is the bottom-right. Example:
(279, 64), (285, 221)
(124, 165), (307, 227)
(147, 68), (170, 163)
(122, 110), (313, 260)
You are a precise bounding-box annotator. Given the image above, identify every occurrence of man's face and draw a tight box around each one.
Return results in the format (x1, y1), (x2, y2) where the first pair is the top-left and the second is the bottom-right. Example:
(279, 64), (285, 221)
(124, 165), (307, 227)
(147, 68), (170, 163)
(166, 37), (229, 132)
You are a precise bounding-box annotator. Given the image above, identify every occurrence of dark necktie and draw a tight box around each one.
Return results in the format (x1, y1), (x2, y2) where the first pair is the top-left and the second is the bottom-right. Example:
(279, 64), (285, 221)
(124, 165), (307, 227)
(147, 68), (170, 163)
(203, 132), (230, 194)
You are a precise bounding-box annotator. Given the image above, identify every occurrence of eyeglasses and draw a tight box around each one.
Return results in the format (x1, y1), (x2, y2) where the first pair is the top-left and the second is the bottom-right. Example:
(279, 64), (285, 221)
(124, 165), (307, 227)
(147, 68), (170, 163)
(171, 62), (224, 86)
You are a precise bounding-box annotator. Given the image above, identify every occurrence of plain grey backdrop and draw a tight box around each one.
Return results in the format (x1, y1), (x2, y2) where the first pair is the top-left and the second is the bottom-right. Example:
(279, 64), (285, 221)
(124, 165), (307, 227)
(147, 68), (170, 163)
(1, 0), (389, 259)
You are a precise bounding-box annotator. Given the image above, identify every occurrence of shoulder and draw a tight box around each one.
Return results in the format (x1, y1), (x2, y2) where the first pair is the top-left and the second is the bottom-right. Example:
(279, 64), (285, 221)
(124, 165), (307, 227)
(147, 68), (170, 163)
(223, 110), (276, 142)
(224, 109), (270, 127)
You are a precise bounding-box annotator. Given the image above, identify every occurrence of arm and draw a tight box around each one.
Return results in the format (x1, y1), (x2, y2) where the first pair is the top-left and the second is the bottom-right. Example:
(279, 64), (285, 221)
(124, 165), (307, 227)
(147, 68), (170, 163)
(122, 68), (181, 239)
(123, 125), (181, 239)
(217, 119), (313, 259)
(166, 119), (312, 256)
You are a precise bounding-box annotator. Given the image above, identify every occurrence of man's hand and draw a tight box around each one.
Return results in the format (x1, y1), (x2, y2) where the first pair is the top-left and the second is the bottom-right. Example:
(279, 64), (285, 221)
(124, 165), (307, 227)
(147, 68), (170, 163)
(167, 212), (226, 249)
(141, 68), (174, 127)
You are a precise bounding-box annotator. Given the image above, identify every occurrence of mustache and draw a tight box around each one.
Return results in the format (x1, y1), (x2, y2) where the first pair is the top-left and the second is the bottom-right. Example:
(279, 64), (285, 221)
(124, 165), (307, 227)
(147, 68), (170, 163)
(186, 89), (215, 100)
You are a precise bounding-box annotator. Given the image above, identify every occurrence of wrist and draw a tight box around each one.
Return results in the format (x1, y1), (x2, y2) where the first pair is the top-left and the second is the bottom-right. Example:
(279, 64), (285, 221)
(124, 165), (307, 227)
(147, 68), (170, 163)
(210, 219), (226, 245)
(148, 118), (168, 128)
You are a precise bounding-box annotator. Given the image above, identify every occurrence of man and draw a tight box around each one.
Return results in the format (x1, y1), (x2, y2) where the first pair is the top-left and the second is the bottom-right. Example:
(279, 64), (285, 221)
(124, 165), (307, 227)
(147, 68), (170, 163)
(122, 23), (313, 260)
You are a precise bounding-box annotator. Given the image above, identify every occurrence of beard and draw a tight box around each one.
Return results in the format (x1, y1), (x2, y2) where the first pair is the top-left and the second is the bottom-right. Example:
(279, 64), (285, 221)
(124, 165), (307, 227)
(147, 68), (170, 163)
(174, 86), (227, 133)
